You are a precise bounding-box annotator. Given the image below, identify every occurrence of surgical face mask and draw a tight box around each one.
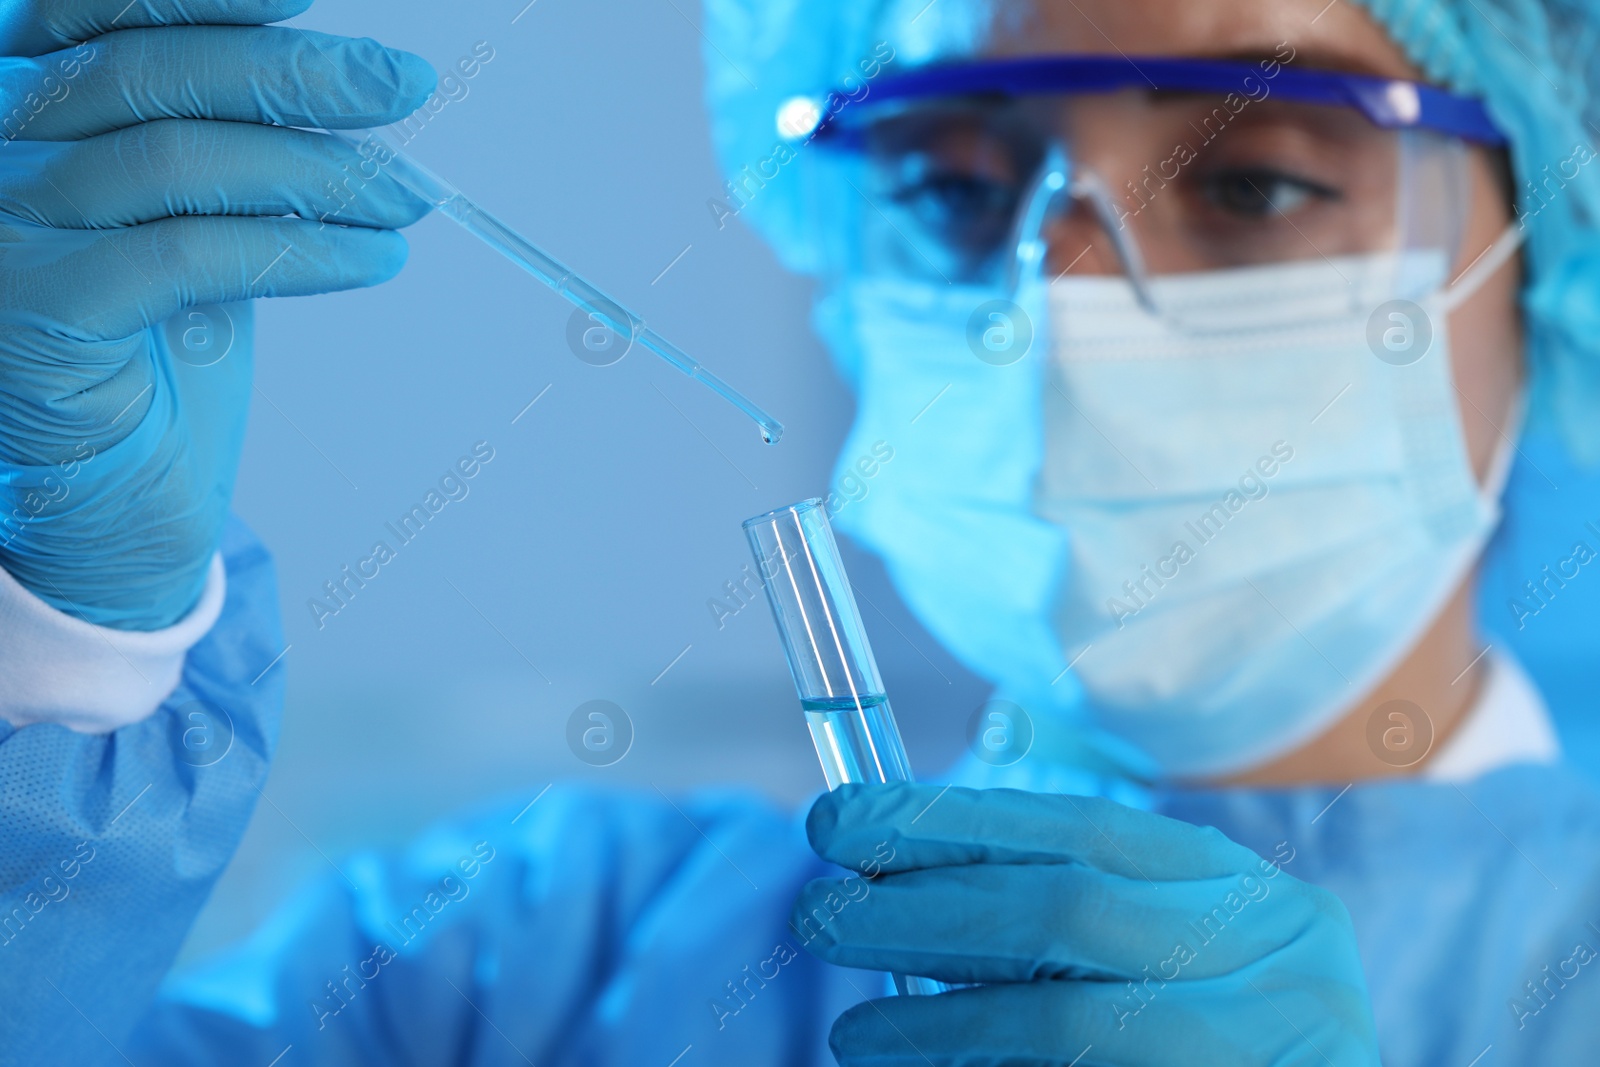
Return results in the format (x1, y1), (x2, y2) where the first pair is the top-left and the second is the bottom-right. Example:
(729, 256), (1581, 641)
(1038, 239), (1520, 777)
(822, 228), (1523, 780)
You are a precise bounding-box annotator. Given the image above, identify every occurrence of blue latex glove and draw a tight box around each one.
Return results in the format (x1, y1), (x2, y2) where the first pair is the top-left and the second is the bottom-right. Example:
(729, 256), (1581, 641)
(797, 783), (1380, 1066)
(0, 0), (435, 629)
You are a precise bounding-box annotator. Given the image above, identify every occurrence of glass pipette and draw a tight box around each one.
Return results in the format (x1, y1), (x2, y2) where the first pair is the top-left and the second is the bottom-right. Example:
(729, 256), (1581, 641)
(324, 128), (784, 445)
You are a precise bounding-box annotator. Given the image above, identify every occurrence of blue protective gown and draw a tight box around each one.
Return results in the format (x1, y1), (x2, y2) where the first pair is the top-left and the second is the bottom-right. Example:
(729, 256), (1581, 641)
(5, 425), (1600, 1066)
(122, 760), (1600, 1067)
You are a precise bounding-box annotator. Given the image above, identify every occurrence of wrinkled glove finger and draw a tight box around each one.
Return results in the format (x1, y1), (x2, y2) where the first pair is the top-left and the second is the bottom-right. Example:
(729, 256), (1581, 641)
(10, 214), (410, 342)
(0, 27), (434, 140)
(0, 0), (310, 57)
(808, 783), (1263, 880)
(794, 862), (1318, 985)
(829, 978), (1374, 1067)
(3, 121), (428, 229)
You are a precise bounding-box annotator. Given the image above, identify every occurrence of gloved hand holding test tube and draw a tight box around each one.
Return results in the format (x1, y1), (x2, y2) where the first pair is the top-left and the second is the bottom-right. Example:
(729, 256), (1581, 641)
(743, 498), (950, 998)
(325, 127), (784, 445)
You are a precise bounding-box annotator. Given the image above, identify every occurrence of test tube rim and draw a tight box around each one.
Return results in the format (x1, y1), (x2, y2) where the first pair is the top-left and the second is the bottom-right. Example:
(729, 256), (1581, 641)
(741, 497), (826, 531)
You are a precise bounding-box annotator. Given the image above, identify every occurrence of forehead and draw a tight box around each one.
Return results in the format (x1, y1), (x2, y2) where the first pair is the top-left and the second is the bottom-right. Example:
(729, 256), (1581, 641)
(885, 0), (1423, 80)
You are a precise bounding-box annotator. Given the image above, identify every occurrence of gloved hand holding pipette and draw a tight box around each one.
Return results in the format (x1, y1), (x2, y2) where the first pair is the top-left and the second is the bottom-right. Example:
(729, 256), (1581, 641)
(0, 0), (436, 629)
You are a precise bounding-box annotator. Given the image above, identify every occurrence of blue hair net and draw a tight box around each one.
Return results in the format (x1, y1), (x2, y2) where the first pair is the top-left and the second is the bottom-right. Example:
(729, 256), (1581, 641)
(700, 0), (1600, 461)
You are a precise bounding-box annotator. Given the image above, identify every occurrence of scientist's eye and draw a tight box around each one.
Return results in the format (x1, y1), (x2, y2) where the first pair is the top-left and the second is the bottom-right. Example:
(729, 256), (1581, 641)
(892, 170), (1017, 224)
(888, 169), (1019, 251)
(1198, 167), (1341, 219)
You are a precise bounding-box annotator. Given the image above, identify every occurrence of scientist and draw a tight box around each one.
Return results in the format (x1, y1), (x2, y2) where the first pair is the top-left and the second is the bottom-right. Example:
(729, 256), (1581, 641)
(1, 0), (1599, 1064)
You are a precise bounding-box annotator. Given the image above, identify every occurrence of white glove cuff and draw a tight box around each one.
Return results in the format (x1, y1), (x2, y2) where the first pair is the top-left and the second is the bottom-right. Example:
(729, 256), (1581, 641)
(0, 553), (227, 732)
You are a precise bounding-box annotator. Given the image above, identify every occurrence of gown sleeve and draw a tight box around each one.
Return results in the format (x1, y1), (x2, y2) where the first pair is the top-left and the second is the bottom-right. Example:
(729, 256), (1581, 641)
(0, 517), (286, 1066)
(127, 783), (863, 1067)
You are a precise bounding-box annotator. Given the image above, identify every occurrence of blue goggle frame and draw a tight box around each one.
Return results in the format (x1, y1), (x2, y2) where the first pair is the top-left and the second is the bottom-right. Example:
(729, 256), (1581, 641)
(810, 54), (1506, 148)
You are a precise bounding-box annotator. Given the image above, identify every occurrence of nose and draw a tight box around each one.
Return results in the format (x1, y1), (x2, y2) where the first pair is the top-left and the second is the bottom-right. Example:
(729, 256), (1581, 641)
(1043, 201), (1129, 278)
(1007, 149), (1132, 288)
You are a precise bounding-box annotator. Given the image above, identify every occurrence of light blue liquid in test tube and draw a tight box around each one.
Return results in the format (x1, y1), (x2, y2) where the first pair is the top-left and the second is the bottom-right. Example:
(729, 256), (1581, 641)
(743, 498), (948, 997)
(326, 128), (783, 446)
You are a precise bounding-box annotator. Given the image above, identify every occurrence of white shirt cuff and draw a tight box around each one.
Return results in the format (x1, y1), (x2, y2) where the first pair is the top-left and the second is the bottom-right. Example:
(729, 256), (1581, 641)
(0, 553), (227, 733)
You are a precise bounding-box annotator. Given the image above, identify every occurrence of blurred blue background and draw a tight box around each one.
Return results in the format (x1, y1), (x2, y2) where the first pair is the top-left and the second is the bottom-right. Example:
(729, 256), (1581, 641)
(188, 0), (991, 964)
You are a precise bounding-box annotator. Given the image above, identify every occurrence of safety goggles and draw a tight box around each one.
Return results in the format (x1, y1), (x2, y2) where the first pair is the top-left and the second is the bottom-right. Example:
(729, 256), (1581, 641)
(803, 54), (1507, 323)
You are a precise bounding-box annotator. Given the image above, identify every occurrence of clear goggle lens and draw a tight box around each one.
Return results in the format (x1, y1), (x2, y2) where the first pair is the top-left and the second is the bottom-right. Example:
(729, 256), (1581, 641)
(816, 86), (1476, 326)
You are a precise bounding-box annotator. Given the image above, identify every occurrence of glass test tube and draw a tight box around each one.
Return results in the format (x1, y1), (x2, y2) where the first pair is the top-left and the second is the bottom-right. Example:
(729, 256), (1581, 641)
(743, 498), (947, 997)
